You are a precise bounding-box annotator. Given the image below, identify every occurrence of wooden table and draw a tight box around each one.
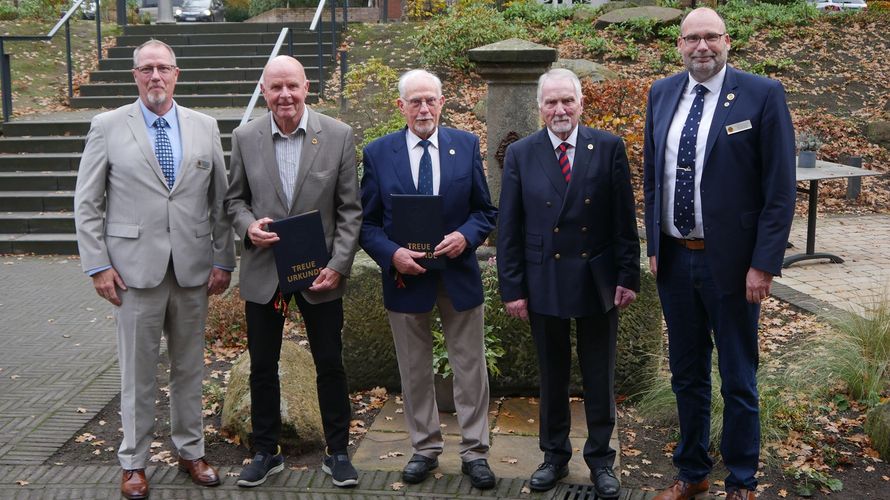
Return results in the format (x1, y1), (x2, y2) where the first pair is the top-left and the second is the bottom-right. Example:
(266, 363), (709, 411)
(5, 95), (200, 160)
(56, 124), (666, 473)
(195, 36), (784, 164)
(783, 159), (884, 268)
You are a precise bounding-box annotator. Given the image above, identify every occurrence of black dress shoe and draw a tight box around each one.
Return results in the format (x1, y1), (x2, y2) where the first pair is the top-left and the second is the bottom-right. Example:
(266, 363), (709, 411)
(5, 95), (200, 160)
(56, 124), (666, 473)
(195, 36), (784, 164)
(402, 454), (438, 484)
(591, 466), (620, 499)
(529, 462), (569, 492)
(461, 458), (496, 490)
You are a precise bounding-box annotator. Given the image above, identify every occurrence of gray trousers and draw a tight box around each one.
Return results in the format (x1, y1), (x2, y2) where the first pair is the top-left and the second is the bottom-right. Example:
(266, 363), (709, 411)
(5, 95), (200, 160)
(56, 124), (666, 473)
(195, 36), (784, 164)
(114, 265), (207, 469)
(386, 286), (490, 462)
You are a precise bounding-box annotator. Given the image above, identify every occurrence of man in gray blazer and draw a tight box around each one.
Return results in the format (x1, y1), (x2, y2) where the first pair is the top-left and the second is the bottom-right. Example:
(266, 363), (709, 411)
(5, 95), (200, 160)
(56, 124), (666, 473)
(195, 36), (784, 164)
(225, 55), (362, 489)
(74, 40), (235, 499)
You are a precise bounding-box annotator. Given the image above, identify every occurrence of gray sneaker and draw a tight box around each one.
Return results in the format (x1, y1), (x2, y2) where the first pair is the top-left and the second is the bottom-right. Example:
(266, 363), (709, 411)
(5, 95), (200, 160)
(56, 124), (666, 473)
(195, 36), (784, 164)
(322, 452), (358, 487)
(237, 445), (285, 487)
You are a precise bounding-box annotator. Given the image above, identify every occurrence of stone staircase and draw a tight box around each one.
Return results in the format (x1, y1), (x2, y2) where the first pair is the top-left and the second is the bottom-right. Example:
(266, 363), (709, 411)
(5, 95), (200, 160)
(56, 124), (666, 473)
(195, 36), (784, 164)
(0, 21), (339, 254)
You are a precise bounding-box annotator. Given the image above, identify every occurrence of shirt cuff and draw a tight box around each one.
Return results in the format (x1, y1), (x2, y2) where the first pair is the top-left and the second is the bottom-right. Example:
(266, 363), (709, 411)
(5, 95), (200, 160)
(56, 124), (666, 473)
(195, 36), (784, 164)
(87, 265), (112, 276)
(213, 264), (234, 272)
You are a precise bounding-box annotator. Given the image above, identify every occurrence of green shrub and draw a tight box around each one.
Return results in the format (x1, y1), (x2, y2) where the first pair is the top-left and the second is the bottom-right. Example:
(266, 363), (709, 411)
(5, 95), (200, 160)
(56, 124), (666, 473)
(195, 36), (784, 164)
(247, 0), (317, 17)
(18, 0), (68, 20)
(343, 57), (404, 159)
(224, 0), (250, 22)
(718, 0), (818, 48)
(0, 3), (18, 20)
(582, 36), (609, 55)
(503, 0), (574, 27)
(413, 3), (527, 70)
(610, 16), (660, 41)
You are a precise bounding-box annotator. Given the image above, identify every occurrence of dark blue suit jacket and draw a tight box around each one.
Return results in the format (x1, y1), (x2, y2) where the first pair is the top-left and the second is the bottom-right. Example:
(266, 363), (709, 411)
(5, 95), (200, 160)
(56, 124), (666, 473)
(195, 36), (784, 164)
(643, 66), (797, 293)
(359, 127), (497, 313)
(497, 126), (640, 318)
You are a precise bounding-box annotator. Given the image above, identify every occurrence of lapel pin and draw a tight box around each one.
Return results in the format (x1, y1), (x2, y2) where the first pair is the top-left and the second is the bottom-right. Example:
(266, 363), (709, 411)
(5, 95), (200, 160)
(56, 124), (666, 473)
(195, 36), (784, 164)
(727, 93), (735, 101)
(727, 126), (735, 133)
(311, 138), (318, 145)
(587, 144), (594, 150)
(449, 149), (456, 155)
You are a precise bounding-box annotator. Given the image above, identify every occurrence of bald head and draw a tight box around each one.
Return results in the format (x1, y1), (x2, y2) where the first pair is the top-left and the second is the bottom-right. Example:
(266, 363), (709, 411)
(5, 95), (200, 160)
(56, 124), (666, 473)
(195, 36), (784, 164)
(678, 7), (730, 82)
(261, 56), (310, 134)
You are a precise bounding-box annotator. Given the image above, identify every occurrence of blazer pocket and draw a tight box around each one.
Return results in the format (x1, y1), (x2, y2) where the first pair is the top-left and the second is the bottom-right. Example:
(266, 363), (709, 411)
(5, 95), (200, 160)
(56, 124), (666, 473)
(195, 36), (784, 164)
(524, 232), (543, 264)
(525, 232), (543, 248)
(195, 219), (212, 237)
(106, 222), (140, 239)
(740, 210), (759, 229)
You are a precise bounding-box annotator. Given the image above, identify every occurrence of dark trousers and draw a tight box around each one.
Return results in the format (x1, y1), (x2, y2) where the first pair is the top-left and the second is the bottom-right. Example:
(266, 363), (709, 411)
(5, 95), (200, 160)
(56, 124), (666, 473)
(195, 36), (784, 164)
(529, 308), (618, 470)
(245, 293), (351, 455)
(656, 236), (761, 490)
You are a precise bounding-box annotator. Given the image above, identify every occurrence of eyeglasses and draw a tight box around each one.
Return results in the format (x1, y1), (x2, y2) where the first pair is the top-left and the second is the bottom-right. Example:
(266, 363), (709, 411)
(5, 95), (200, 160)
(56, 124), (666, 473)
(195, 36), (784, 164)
(135, 64), (177, 76)
(680, 33), (726, 45)
(406, 97), (439, 109)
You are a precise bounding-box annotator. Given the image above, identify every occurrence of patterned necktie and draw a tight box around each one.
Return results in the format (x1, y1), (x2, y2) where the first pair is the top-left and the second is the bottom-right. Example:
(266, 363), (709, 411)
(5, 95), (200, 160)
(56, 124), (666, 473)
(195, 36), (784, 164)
(673, 84), (708, 237)
(557, 142), (571, 183)
(417, 139), (433, 195)
(153, 117), (175, 189)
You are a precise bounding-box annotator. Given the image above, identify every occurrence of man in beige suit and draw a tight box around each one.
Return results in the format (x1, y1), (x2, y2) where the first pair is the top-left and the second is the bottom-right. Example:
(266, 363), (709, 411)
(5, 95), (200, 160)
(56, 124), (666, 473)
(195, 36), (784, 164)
(74, 40), (235, 499)
(225, 55), (362, 489)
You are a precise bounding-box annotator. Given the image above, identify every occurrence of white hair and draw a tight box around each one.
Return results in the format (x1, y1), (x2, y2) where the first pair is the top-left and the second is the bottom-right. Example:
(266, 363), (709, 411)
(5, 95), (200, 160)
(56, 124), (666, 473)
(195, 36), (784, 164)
(398, 69), (442, 99)
(536, 68), (582, 108)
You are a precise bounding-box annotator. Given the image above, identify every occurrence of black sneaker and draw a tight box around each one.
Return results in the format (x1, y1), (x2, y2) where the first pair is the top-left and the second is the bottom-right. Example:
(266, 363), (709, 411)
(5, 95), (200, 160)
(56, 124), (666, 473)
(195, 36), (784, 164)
(237, 445), (285, 487)
(322, 452), (359, 487)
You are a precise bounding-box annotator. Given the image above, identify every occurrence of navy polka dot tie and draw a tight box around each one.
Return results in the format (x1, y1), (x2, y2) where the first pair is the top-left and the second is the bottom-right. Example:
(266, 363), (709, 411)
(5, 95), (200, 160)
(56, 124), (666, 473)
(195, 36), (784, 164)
(417, 139), (433, 195)
(674, 84), (708, 237)
(153, 117), (175, 189)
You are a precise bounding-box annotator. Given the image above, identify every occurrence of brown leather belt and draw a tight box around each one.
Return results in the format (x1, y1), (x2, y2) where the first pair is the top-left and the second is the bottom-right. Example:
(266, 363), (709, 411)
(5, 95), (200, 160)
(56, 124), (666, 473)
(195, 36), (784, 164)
(670, 237), (705, 250)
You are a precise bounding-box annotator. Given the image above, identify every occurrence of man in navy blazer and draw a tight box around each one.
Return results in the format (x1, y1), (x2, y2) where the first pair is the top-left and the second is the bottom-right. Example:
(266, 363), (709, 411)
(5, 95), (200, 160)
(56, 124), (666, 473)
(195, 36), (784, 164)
(497, 68), (640, 497)
(359, 69), (498, 490)
(643, 8), (796, 500)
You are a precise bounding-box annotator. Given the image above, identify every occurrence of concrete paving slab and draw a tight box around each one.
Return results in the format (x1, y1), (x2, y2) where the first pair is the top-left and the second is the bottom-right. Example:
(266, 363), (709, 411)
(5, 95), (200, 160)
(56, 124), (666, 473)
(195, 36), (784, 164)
(372, 398), (500, 436)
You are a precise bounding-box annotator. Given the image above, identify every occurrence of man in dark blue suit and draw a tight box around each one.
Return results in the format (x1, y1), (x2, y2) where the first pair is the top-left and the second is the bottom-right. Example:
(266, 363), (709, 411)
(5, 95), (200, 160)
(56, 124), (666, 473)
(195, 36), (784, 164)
(359, 69), (498, 490)
(497, 68), (640, 497)
(643, 8), (796, 500)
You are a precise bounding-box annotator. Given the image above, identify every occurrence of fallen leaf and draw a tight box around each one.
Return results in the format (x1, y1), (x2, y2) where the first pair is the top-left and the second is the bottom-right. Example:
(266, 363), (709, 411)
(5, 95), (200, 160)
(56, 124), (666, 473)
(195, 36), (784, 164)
(391, 481), (404, 490)
(16, 480), (28, 486)
(76, 408), (87, 413)
(434, 472), (444, 479)
(521, 486), (532, 493)
(500, 457), (518, 464)
(779, 489), (788, 498)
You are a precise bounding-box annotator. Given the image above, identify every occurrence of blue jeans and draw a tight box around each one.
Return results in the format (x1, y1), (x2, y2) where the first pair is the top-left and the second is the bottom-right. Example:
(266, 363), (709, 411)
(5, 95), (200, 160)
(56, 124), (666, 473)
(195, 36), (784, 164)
(657, 238), (761, 490)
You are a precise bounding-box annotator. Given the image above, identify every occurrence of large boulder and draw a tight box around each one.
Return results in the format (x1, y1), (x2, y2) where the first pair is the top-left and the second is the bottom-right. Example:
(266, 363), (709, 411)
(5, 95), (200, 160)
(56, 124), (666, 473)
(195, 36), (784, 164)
(865, 120), (890, 150)
(553, 59), (619, 83)
(341, 249), (663, 398)
(595, 6), (683, 29)
(865, 403), (890, 460)
(222, 340), (325, 452)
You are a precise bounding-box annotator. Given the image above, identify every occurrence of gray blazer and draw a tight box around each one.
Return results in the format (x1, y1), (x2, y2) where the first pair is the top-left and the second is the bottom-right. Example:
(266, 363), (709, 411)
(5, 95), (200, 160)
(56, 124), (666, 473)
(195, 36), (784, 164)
(225, 108), (361, 305)
(74, 101), (235, 288)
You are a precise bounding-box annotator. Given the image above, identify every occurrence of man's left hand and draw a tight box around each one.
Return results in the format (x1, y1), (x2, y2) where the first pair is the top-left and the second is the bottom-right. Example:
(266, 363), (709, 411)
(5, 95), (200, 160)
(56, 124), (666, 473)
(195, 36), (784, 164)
(433, 231), (468, 259)
(207, 268), (231, 296)
(746, 267), (773, 304)
(309, 268), (341, 292)
(614, 286), (636, 309)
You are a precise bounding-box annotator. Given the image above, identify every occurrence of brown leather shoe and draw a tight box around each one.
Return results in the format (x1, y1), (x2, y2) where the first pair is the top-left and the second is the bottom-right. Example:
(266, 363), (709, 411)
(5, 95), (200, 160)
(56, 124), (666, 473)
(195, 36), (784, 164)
(178, 457), (221, 487)
(120, 469), (148, 499)
(726, 488), (756, 500)
(653, 478), (710, 500)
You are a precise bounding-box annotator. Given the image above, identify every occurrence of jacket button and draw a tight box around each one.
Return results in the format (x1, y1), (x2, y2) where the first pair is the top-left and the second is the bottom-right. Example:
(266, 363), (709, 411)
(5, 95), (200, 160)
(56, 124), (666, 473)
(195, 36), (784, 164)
(581, 252), (589, 258)
(581, 226), (588, 232)
(554, 253), (561, 260)
(584, 198), (591, 205)
(546, 201), (552, 207)
(553, 227), (559, 233)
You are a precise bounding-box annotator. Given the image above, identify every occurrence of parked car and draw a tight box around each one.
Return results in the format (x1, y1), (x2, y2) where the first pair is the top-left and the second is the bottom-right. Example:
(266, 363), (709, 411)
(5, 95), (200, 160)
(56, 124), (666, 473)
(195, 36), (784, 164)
(174, 0), (225, 22)
(808, 0), (867, 11)
(80, 0), (97, 19)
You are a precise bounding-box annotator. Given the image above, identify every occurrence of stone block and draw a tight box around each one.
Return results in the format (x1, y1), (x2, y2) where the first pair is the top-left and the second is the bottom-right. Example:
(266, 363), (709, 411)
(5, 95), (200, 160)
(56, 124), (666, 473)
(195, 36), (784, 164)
(595, 6), (683, 29)
(865, 120), (890, 149)
(553, 59), (620, 83)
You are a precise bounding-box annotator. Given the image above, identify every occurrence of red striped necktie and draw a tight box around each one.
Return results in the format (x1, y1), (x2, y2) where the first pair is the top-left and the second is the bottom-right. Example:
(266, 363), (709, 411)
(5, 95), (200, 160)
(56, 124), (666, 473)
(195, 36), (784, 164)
(557, 142), (571, 183)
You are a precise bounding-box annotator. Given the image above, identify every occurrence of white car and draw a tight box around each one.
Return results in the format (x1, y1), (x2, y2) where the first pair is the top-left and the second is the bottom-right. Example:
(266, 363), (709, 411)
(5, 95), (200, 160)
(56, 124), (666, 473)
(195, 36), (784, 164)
(808, 0), (867, 11)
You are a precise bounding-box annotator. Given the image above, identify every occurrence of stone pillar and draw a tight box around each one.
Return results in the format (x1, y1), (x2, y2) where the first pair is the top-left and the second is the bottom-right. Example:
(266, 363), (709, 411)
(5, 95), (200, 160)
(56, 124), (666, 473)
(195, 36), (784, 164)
(468, 39), (557, 206)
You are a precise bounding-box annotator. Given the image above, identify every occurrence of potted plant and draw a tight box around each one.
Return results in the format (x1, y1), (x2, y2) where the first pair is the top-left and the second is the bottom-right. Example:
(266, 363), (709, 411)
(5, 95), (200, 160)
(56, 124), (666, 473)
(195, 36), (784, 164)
(432, 321), (504, 413)
(796, 131), (822, 168)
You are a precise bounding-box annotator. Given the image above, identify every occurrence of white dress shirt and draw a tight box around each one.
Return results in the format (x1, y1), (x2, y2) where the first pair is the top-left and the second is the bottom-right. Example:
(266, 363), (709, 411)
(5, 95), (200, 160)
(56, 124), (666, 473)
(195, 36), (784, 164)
(661, 65), (727, 239)
(406, 128), (441, 195)
(547, 126), (579, 167)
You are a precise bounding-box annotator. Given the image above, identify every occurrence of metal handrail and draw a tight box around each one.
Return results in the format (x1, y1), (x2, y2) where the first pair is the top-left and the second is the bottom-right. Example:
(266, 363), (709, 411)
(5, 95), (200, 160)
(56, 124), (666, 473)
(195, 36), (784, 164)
(0, 0), (103, 122)
(239, 27), (292, 127)
(310, 0), (327, 101)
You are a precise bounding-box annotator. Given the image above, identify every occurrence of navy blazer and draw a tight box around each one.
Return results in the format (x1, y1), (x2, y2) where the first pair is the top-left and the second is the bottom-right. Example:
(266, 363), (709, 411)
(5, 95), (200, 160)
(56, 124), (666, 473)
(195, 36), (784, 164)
(359, 127), (497, 313)
(497, 126), (640, 319)
(643, 66), (797, 293)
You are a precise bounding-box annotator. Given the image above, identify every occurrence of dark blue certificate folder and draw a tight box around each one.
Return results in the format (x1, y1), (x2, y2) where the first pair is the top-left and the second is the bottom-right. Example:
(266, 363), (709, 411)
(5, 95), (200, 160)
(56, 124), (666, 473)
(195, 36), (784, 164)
(391, 194), (445, 270)
(268, 210), (330, 294)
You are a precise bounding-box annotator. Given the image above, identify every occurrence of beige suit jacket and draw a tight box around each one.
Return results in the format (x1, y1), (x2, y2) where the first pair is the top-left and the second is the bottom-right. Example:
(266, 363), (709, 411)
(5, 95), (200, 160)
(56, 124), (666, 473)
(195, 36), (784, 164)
(225, 108), (361, 304)
(74, 101), (236, 288)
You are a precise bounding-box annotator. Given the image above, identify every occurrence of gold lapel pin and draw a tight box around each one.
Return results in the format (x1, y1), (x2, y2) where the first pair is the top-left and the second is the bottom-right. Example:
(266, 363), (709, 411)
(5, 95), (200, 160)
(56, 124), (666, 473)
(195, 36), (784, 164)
(727, 93), (735, 101)
(449, 149), (456, 155)
(587, 144), (594, 150)
(311, 138), (318, 145)
(727, 126), (735, 133)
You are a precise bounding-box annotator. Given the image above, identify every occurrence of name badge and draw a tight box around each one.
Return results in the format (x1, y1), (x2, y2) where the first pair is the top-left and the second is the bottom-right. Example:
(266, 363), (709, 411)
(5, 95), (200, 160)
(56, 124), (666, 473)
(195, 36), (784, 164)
(726, 120), (752, 135)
